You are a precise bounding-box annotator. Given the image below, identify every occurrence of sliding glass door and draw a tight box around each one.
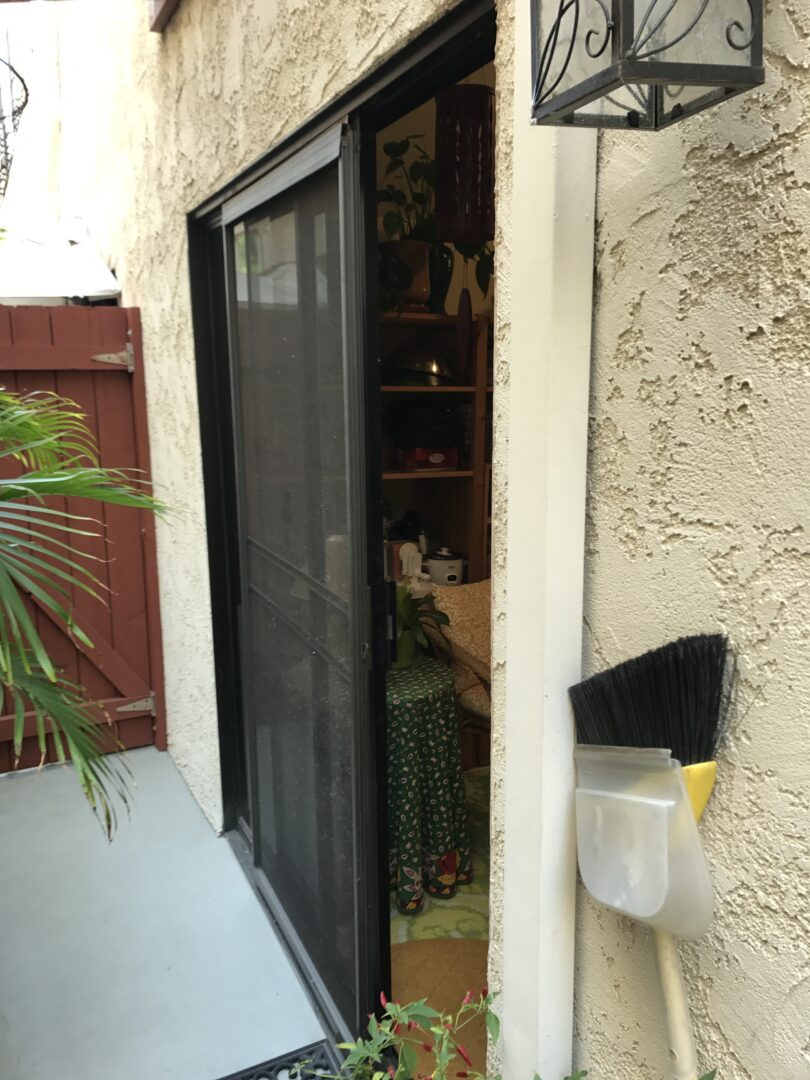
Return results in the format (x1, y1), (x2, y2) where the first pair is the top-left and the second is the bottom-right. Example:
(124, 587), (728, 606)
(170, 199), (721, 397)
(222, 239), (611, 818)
(223, 124), (383, 1038)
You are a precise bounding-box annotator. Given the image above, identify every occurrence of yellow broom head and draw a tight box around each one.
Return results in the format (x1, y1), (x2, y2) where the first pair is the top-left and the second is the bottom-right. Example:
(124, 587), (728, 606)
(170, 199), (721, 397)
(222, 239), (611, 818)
(681, 761), (717, 823)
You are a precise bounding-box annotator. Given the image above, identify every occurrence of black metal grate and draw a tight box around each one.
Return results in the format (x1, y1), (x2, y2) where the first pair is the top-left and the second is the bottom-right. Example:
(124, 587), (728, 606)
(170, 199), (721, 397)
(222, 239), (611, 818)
(217, 1040), (340, 1080)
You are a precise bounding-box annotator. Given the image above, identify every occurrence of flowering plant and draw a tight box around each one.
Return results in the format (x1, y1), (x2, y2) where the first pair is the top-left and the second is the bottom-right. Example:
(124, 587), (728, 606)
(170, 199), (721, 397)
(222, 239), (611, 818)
(312, 991), (717, 1080)
(331, 990), (496, 1080)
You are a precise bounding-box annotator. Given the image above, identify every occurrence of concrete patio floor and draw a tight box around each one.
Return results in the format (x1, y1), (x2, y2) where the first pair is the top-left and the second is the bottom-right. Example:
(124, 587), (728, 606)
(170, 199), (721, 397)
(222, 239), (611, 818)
(0, 747), (324, 1080)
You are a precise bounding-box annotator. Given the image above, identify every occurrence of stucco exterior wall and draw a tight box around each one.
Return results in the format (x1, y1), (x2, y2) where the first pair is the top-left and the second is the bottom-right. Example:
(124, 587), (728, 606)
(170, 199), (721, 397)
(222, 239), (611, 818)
(575, 5), (810, 1077)
(20, 0), (808, 1074)
(48, 0), (461, 828)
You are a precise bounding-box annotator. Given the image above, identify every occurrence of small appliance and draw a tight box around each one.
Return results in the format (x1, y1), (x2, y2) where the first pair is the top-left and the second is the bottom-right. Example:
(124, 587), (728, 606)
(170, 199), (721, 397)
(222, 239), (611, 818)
(425, 547), (464, 585)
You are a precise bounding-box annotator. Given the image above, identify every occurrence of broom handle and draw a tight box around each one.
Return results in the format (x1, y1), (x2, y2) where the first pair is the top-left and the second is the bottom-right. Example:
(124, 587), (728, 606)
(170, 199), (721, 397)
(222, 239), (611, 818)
(653, 929), (698, 1080)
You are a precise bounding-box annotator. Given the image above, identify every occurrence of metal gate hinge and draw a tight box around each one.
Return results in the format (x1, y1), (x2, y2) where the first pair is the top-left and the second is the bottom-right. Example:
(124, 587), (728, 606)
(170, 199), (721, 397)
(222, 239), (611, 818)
(116, 693), (155, 716)
(91, 342), (134, 373)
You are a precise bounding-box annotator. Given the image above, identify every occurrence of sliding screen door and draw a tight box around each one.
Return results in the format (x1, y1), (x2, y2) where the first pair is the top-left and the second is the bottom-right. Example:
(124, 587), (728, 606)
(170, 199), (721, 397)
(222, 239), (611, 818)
(223, 124), (382, 1037)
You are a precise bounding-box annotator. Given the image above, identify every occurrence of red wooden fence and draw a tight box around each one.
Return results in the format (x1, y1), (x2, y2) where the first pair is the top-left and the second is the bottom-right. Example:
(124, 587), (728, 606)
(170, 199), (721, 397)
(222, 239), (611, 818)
(0, 305), (166, 771)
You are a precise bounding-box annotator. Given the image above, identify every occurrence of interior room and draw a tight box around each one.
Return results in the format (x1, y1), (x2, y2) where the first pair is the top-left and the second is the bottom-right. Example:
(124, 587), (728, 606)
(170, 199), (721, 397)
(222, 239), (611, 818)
(375, 62), (495, 1071)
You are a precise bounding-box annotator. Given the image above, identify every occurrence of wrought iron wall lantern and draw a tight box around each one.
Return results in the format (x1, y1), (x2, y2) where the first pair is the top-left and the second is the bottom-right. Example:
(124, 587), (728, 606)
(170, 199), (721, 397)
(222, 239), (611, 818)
(532, 0), (764, 130)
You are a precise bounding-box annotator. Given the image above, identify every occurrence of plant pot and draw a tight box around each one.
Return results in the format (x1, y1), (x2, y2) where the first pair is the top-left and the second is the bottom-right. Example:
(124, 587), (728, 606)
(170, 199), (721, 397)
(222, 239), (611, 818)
(391, 628), (417, 669)
(428, 243), (455, 314)
(379, 240), (431, 310)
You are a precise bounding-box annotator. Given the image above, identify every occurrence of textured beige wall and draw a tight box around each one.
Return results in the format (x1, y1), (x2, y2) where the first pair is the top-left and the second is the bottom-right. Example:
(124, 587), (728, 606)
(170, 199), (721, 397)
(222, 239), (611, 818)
(49, 0), (460, 827)
(575, 5), (810, 1078)
(37, 0), (808, 1072)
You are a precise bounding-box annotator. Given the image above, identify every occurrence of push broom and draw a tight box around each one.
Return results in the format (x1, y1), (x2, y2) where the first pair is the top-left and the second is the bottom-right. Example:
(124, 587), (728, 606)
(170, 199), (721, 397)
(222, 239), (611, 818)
(569, 634), (733, 1080)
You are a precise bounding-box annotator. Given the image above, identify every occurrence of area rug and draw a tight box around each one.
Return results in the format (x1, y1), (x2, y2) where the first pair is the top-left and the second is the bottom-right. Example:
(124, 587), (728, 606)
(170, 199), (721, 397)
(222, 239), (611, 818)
(389, 767), (490, 944)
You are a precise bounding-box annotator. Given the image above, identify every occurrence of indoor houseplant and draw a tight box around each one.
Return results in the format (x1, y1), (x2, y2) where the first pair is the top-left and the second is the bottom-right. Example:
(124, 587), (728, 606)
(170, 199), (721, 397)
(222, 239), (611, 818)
(378, 136), (453, 313)
(378, 137), (495, 314)
(392, 582), (449, 669)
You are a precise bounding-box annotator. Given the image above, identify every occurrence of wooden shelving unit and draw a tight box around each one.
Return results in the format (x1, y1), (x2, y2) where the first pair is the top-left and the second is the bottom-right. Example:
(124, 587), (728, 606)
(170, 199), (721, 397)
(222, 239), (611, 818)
(380, 312), (459, 327)
(381, 385), (476, 394)
(380, 313), (491, 582)
(383, 469), (474, 481)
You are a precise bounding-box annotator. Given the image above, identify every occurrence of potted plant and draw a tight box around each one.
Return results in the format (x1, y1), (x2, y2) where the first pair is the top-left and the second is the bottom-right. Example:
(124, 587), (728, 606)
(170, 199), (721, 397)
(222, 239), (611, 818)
(378, 137), (496, 315)
(378, 137), (454, 313)
(392, 582), (449, 670)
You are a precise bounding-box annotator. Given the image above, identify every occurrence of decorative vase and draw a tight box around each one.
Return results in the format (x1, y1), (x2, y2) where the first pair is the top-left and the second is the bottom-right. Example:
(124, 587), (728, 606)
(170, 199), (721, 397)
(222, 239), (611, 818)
(428, 243), (455, 315)
(379, 240), (431, 310)
(392, 628), (417, 669)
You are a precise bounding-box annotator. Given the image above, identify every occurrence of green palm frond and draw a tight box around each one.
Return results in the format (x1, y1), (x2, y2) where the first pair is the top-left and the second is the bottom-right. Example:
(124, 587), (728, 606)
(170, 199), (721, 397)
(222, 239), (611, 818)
(0, 389), (98, 470)
(6, 659), (132, 839)
(0, 466), (160, 507)
(0, 389), (164, 833)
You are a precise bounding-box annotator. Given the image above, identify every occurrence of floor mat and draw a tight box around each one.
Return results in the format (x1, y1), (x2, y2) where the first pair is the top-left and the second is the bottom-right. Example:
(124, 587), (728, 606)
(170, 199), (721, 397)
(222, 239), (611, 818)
(391, 938), (489, 1074)
(389, 766), (490, 944)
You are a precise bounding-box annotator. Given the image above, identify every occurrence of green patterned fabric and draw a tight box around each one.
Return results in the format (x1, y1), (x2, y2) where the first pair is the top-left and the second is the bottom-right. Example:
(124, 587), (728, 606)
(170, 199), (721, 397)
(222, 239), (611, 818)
(387, 659), (473, 914)
(390, 767), (490, 943)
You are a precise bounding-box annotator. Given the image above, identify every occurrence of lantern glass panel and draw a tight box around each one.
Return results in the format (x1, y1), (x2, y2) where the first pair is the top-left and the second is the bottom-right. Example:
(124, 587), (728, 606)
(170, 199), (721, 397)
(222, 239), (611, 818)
(535, 0), (614, 108)
(630, 0), (756, 68)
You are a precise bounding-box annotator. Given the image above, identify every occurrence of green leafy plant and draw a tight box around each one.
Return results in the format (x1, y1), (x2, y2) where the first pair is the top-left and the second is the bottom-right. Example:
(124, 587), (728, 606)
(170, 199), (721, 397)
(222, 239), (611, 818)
(0, 389), (163, 836)
(327, 990), (493, 1080)
(310, 992), (717, 1080)
(393, 583), (449, 669)
(378, 138), (493, 303)
(378, 137), (437, 244)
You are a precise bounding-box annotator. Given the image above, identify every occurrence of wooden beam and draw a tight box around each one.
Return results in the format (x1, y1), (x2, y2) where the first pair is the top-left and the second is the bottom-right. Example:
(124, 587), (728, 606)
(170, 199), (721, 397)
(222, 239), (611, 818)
(0, 345), (129, 371)
(33, 597), (152, 700)
(0, 695), (152, 743)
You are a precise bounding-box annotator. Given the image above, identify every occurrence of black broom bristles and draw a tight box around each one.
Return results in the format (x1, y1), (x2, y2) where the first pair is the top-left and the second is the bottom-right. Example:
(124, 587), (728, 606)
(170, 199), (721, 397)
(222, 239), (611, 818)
(569, 634), (734, 766)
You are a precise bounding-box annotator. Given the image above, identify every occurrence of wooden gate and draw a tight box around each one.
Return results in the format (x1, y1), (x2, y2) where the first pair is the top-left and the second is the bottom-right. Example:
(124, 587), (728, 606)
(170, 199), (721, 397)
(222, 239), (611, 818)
(0, 305), (166, 771)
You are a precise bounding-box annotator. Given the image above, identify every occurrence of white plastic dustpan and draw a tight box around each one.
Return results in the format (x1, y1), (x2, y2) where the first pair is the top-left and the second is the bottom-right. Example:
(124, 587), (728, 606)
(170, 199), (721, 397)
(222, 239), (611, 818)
(574, 744), (714, 938)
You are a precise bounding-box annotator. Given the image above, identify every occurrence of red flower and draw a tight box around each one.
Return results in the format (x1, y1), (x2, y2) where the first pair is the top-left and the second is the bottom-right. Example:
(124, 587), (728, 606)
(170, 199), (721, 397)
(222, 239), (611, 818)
(482, 985), (488, 998)
(463, 990), (473, 1005)
(387, 1067), (395, 1079)
(380, 991), (388, 1007)
(457, 1045), (473, 1067)
(457, 1073), (470, 1078)
(421, 1042), (433, 1053)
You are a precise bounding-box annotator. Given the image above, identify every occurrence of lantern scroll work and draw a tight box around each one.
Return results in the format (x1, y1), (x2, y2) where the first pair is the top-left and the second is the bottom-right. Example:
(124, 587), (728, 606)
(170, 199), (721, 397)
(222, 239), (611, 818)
(531, 0), (764, 130)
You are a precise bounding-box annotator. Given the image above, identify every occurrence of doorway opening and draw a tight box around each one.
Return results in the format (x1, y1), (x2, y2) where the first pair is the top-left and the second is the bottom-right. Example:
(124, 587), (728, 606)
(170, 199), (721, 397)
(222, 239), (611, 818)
(372, 61), (495, 1075)
(190, 0), (497, 1055)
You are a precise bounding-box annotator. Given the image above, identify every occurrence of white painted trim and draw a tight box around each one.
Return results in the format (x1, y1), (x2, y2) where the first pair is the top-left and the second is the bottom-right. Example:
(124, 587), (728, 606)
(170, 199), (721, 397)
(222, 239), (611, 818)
(494, 10), (597, 1078)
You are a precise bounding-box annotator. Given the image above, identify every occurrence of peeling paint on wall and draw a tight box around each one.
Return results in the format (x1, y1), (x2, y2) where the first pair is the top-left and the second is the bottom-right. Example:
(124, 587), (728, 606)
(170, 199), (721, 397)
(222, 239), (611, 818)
(576, 2), (810, 1075)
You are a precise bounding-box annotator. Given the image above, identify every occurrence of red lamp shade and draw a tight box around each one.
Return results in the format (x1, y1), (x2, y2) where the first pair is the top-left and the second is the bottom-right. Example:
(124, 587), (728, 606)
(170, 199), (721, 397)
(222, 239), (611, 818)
(435, 84), (495, 247)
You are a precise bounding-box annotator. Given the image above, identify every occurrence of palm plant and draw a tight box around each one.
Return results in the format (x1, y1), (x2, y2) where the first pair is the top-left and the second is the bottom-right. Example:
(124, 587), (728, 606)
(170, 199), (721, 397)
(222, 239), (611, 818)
(0, 388), (162, 836)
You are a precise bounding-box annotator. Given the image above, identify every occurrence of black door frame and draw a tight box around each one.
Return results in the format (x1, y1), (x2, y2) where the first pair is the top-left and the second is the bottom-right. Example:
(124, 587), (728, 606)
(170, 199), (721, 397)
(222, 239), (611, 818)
(188, 0), (496, 1041)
